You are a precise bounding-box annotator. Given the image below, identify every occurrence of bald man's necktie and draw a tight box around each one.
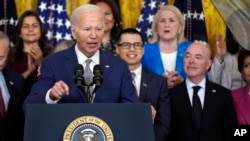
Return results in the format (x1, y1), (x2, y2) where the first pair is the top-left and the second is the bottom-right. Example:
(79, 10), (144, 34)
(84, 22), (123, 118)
(193, 86), (202, 129)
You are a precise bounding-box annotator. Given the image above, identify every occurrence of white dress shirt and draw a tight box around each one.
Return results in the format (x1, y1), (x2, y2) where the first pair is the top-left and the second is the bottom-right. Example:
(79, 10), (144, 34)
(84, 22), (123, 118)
(161, 51), (177, 72)
(75, 45), (100, 70)
(185, 78), (206, 108)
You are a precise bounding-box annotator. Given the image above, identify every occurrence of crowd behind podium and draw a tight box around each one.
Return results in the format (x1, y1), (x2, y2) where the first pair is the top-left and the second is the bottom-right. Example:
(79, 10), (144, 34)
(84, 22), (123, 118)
(0, 0), (250, 141)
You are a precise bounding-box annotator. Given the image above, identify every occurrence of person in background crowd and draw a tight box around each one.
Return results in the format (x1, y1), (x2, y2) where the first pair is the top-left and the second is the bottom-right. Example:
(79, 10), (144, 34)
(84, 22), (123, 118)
(90, 0), (122, 55)
(0, 31), (25, 141)
(169, 41), (237, 141)
(232, 49), (250, 125)
(116, 28), (170, 141)
(208, 27), (245, 90)
(7, 10), (52, 96)
(141, 5), (192, 89)
(23, 4), (139, 111)
(53, 39), (75, 53)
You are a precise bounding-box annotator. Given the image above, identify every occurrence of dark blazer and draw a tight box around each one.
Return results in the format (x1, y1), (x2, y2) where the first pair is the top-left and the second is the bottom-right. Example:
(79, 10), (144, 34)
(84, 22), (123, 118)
(140, 69), (170, 141)
(0, 68), (25, 141)
(169, 80), (237, 141)
(24, 46), (139, 110)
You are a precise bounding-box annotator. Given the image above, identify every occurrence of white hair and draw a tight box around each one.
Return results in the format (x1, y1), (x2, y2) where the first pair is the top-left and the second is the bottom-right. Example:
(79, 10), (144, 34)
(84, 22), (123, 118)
(70, 4), (105, 26)
(0, 31), (9, 46)
(193, 40), (211, 58)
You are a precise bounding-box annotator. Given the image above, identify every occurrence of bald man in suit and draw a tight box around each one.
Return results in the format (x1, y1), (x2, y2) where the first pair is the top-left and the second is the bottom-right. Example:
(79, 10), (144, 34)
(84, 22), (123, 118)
(169, 41), (237, 141)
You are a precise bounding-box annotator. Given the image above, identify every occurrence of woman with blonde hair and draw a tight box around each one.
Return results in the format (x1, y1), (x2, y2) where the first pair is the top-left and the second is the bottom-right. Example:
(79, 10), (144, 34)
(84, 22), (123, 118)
(141, 5), (192, 89)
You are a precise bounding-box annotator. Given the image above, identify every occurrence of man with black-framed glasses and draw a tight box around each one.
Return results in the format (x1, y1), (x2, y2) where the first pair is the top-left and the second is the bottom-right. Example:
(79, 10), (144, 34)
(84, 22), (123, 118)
(116, 28), (171, 141)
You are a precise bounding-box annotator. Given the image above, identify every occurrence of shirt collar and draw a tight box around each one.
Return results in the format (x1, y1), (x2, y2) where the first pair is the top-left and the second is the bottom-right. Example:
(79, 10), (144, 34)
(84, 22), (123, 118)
(186, 77), (206, 89)
(0, 72), (3, 79)
(131, 64), (142, 78)
(75, 44), (100, 65)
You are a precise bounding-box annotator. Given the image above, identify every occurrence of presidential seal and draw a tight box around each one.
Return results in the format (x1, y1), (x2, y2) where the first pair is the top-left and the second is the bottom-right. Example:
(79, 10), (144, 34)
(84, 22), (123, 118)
(63, 116), (114, 141)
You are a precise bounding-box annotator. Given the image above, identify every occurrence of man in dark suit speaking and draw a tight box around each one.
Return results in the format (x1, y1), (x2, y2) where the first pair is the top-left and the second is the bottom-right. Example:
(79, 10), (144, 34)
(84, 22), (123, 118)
(116, 28), (171, 141)
(169, 41), (237, 141)
(23, 4), (139, 109)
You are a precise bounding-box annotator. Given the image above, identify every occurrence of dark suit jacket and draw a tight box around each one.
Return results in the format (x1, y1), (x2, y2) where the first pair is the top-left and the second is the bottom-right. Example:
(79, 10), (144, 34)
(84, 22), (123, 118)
(140, 69), (170, 141)
(0, 68), (25, 141)
(169, 80), (237, 141)
(24, 47), (139, 110)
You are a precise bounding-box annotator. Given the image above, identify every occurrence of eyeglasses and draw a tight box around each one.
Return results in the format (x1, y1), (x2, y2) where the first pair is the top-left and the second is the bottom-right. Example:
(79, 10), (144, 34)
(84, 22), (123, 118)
(117, 42), (144, 49)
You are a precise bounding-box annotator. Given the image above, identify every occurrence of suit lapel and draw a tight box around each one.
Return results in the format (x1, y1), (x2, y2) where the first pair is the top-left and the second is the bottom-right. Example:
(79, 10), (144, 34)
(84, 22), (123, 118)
(177, 82), (197, 126)
(203, 81), (212, 110)
(64, 47), (87, 101)
(99, 50), (112, 77)
(94, 50), (112, 97)
(65, 46), (79, 76)
(2, 69), (13, 97)
(139, 69), (150, 101)
(184, 83), (196, 124)
(149, 43), (165, 75)
(201, 80), (217, 127)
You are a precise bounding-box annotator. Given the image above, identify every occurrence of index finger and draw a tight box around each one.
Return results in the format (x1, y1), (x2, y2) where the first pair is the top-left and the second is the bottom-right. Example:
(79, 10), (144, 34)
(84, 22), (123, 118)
(59, 81), (70, 95)
(166, 70), (175, 75)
